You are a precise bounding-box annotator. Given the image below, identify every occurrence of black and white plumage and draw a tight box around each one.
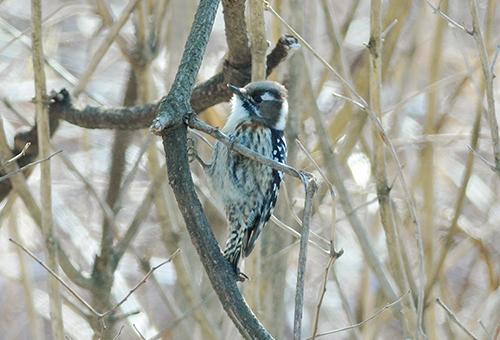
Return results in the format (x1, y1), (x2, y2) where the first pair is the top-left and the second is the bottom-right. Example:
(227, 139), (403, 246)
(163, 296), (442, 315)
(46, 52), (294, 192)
(205, 81), (288, 279)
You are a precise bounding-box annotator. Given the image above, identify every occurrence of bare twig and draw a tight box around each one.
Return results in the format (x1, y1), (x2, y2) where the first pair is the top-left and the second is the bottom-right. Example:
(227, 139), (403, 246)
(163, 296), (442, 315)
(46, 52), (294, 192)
(133, 325), (146, 340)
(0, 142), (30, 171)
(467, 0), (500, 176)
(436, 298), (479, 340)
(10, 237), (180, 322)
(0, 149), (63, 183)
(311, 246), (344, 340)
(479, 319), (494, 340)
(293, 178), (318, 340)
(491, 45), (500, 77)
(101, 250), (181, 318)
(264, 1), (366, 110)
(113, 326), (125, 340)
(187, 115), (306, 180)
(309, 291), (411, 339)
(295, 139), (335, 194)
(270, 215), (329, 255)
(468, 145), (496, 171)
(9, 238), (101, 316)
(424, 0), (470, 33)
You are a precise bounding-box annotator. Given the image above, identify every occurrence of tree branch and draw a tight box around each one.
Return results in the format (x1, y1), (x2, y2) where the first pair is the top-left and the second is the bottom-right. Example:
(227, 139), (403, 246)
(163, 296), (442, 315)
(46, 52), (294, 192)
(293, 178), (318, 340)
(147, 0), (274, 338)
(40, 35), (298, 132)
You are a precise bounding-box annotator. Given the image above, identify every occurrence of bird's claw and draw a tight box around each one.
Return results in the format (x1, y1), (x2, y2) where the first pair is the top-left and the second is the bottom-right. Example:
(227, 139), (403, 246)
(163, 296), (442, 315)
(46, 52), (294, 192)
(234, 266), (250, 282)
(237, 271), (250, 282)
(187, 138), (208, 168)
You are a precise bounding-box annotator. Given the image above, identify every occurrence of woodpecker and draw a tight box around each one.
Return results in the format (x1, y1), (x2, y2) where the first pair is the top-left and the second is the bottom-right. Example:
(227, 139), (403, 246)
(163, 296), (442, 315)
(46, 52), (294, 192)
(205, 80), (288, 280)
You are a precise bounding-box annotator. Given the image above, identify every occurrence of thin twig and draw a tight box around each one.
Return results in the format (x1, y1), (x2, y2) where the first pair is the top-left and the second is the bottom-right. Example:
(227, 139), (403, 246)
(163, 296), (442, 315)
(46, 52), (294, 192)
(467, 0), (500, 176)
(490, 45), (500, 78)
(479, 319), (494, 340)
(264, 1), (366, 110)
(381, 19), (398, 39)
(10, 238), (180, 322)
(308, 291), (411, 339)
(281, 184), (304, 227)
(0, 149), (63, 183)
(133, 324), (146, 340)
(436, 298), (479, 340)
(101, 249), (181, 318)
(187, 115), (307, 180)
(295, 139), (335, 194)
(113, 326), (125, 340)
(311, 246), (344, 340)
(270, 215), (330, 255)
(293, 178), (318, 340)
(468, 145), (496, 172)
(9, 238), (101, 316)
(424, 0), (470, 34)
(0, 142), (30, 171)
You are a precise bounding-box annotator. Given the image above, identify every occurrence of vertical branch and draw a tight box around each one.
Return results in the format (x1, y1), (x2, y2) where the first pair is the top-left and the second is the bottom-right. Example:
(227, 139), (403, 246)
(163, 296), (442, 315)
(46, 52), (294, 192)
(293, 178), (318, 340)
(467, 0), (500, 176)
(421, 1), (447, 338)
(248, 0), (267, 81)
(368, 0), (415, 337)
(31, 0), (64, 339)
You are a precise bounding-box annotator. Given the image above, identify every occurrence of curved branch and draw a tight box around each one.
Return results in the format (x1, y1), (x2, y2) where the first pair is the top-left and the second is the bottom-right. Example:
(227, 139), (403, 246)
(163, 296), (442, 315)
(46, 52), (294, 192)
(163, 126), (273, 340)
(49, 89), (159, 130)
(43, 36), (299, 132)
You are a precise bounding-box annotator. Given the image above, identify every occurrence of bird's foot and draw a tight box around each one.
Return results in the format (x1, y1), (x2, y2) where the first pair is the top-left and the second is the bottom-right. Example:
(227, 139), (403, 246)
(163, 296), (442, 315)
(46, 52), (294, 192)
(228, 136), (240, 151)
(187, 138), (208, 168)
(235, 267), (250, 282)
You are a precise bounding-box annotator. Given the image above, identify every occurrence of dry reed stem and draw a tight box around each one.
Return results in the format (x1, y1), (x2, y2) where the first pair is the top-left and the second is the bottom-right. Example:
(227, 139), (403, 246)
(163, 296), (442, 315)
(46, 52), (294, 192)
(31, 0), (64, 337)
(369, 0), (416, 337)
(467, 0), (500, 176)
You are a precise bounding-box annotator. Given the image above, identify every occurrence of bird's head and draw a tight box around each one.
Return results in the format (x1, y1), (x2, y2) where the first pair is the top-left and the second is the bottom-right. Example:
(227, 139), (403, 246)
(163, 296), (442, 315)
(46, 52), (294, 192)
(227, 81), (288, 131)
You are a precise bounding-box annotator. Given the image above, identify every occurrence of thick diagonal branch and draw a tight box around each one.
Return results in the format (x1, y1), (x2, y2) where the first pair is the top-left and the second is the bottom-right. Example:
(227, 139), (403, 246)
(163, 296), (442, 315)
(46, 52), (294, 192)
(148, 0), (273, 338)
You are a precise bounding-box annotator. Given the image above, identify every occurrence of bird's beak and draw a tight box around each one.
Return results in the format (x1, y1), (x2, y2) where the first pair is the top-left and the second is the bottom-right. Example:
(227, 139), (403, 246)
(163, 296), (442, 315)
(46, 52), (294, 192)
(228, 84), (246, 97)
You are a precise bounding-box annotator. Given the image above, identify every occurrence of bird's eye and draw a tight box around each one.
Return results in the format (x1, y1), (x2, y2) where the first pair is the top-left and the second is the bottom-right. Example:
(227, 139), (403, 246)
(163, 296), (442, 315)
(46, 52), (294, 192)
(254, 96), (263, 103)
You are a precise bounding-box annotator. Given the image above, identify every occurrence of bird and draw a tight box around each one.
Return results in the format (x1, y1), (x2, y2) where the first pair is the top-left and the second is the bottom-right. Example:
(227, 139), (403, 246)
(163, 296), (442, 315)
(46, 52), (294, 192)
(204, 80), (288, 281)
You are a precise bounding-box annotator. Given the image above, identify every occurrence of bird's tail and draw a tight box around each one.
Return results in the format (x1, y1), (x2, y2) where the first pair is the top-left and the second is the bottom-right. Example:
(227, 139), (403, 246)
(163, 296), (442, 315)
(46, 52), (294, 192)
(223, 222), (244, 273)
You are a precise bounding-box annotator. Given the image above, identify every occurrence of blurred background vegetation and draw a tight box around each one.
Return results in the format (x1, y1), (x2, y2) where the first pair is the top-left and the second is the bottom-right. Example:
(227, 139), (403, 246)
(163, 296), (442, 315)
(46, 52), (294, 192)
(0, 0), (500, 339)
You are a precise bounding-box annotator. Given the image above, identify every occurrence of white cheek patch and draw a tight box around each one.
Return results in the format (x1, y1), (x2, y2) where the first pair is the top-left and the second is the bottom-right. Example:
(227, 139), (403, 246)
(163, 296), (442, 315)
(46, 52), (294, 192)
(274, 100), (288, 131)
(223, 96), (249, 132)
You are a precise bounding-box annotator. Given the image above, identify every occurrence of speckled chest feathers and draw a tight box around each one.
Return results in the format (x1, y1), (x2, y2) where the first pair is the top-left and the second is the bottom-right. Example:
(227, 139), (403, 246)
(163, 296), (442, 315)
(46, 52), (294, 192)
(205, 80), (288, 277)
